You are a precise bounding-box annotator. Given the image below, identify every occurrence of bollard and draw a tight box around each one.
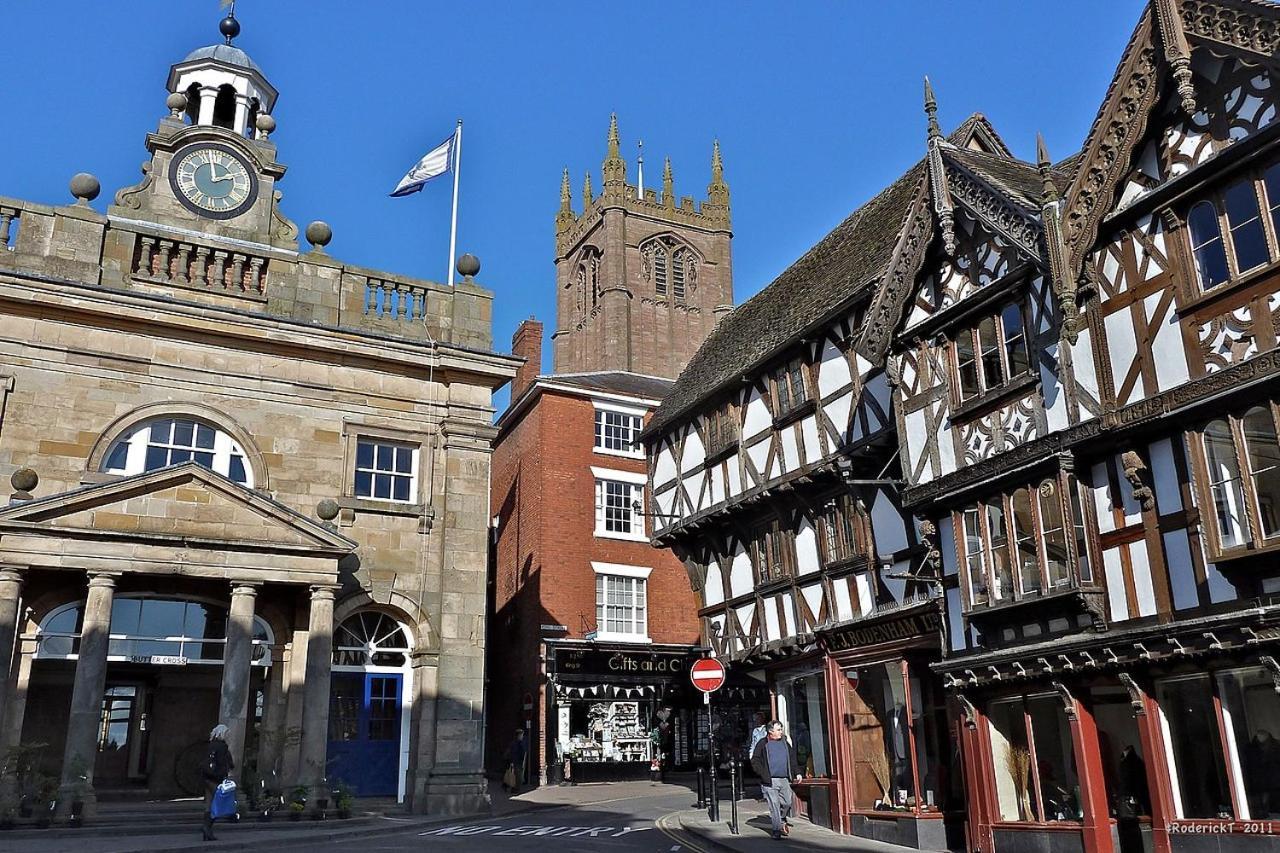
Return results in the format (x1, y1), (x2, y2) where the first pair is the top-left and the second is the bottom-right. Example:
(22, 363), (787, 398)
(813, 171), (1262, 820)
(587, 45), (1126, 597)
(695, 765), (706, 808)
(708, 753), (720, 822)
(729, 756), (739, 835)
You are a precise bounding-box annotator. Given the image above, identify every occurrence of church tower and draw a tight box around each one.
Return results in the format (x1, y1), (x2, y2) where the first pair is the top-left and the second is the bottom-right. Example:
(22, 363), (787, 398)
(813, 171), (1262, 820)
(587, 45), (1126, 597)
(551, 116), (733, 379)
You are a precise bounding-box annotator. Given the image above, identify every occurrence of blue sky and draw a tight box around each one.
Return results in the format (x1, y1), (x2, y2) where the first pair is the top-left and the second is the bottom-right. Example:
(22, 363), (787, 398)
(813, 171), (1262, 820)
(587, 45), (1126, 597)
(2, 1), (1143, 409)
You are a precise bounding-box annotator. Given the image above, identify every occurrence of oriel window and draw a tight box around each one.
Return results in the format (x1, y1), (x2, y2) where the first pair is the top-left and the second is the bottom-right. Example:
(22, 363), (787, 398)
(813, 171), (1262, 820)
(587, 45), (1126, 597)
(1185, 162), (1280, 292)
(952, 301), (1030, 402)
(1197, 404), (1280, 552)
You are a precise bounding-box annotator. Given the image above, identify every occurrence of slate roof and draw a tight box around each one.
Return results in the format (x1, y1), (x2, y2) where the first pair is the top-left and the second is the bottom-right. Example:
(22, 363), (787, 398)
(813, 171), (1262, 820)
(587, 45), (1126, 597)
(181, 44), (265, 75)
(542, 371), (674, 401)
(946, 147), (1053, 210)
(645, 116), (1000, 439)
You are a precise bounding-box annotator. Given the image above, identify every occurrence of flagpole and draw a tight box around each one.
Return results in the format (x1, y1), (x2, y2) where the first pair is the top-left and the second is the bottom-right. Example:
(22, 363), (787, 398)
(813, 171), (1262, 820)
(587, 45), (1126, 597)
(447, 119), (462, 286)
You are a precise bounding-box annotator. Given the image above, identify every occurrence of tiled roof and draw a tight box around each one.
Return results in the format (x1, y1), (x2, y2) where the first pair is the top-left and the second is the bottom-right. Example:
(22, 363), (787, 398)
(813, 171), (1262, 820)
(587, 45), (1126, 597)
(645, 116), (998, 438)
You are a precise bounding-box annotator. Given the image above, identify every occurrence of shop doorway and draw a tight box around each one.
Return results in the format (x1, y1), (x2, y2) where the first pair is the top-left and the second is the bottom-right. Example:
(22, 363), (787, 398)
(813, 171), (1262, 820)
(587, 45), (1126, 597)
(328, 612), (413, 799)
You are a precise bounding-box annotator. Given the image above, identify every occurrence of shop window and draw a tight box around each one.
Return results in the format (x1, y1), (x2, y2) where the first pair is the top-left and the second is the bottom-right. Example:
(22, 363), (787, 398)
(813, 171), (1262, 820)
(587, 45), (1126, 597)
(1186, 164), (1280, 292)
(594, 404), (644, 457)
(952, 301), (1030, 402)
(843, 661), (947, 813)
(988, 694), (1082, 823)
(1217, 667), (1280, 819)
(1197, 406), (1280, 553)
(771, 357), (809, 418)
(1156, 675), (1234, 819)
(561, 696), (656, 765)
(958, 475), (1092, 610)
(777, 669), (829, 777)
(102, 417), (253, 486)
(1091, 686), (1152, 820)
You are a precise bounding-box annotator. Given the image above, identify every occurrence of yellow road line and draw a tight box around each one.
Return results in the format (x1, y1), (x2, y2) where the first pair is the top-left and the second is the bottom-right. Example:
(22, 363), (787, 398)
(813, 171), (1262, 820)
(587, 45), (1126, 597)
(656, 811), (710, 853)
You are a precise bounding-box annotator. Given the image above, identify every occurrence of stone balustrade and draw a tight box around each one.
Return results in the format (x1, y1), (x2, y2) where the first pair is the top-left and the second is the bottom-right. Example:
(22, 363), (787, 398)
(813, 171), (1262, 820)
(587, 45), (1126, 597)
(0, 206), (18, 251)
(362, 276), (432, 324)
(132, 235), (268, 297)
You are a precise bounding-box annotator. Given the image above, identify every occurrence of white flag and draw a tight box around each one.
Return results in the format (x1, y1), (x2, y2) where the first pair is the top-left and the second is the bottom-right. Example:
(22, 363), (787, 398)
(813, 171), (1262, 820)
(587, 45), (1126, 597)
(390, 133), (455, 197)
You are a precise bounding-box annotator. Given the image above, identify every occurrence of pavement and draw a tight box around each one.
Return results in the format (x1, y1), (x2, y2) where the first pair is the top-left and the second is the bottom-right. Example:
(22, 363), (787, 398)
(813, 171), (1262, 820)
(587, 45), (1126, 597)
(0, 778), (925, 853)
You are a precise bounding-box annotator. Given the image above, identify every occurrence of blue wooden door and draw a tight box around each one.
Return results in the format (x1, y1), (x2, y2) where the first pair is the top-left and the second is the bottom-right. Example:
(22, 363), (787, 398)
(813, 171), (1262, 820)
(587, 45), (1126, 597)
(327, 673), (402, 796)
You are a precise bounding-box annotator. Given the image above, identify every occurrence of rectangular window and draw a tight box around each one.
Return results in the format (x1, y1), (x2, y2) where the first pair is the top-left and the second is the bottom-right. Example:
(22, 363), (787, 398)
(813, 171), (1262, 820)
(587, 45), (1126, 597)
(953, 301), (1030, 402)
(777, 668), (829, 777)
(703, 403), (739, 455)
(1198, 405), (1280, 553)
(1157, 675), (1233, 819)
(1186, 164), (1280, 292)
(754, 517), (794, 583)
(1216, 667), (1280, 820)
(595, 573), (647, 638)
(989, 694), (1082, 823)
(821, 493), (863, 565)
(594, 407), (644, 456)
(772, 357), (809, 417)
(354, 438), (417, 503)
(594, 478), (641, 537)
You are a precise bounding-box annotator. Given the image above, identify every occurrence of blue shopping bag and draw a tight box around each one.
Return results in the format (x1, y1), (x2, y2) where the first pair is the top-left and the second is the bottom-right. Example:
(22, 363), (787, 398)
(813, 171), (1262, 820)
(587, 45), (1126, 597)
(211, 779), (238, 820)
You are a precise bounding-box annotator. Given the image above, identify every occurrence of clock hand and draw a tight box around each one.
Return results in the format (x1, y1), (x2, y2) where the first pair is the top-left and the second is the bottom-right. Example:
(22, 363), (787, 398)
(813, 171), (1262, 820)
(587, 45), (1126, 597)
(210, 164), (233, 183)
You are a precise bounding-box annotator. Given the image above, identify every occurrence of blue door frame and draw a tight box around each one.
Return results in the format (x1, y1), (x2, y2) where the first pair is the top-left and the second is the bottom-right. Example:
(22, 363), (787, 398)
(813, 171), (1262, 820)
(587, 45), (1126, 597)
(327, 672), (403, 797)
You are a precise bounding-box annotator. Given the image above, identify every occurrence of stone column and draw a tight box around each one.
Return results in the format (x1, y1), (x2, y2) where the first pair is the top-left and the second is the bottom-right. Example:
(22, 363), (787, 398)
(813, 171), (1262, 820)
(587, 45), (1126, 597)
(298, 585), (335, 803)
(197, 86), (218, 125)
(218, 583), (260, 775)
(233, 94), (250, 136)
(256, 644), (288, 788)
(58, 572), (117, 816)
(0, 568), (24, 735)
(0, 634), (36, 808)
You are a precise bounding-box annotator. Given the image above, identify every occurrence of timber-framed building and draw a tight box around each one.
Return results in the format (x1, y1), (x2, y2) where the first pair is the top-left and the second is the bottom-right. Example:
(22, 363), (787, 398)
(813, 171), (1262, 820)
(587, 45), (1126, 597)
(644, 2), (1280, 853)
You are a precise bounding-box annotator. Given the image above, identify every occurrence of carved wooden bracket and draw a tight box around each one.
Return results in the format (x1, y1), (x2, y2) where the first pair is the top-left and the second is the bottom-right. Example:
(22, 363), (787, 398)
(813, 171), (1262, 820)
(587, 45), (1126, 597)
(1118, 672), (1147, 716)
(954, 692), (979, 730)
(1052, 680), (1078, 720)
(1121, 449), (1156, 511)
(1260, 655), (1280, 694)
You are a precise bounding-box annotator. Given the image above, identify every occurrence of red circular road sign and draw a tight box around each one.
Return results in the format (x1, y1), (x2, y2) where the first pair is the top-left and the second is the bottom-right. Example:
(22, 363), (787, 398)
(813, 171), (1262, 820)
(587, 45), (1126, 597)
(690, 658), (726, 694)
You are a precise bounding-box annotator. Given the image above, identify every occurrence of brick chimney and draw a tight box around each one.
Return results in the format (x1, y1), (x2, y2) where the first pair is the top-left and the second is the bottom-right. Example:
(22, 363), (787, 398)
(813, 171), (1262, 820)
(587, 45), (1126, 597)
(511, 318), (543, 401)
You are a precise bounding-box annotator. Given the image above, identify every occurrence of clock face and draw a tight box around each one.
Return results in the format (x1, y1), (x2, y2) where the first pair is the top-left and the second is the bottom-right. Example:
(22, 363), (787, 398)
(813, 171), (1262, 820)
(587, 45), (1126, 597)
(169, 143), (258, 220)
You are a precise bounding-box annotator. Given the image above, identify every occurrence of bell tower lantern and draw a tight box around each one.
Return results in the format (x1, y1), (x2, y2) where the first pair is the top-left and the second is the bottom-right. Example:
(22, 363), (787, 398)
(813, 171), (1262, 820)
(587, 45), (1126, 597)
(165, 10), (278, 138)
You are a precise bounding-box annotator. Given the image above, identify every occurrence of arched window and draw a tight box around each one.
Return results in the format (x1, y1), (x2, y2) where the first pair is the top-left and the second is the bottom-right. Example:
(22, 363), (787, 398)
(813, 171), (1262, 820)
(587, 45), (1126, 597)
(643, 236), (697, 300)
(36, 597), (273, 665)
(652, 246), (668, 295)
(245, 97), (260, 139)
(1189, 200), (1230, 290)
(333, 611), (412, 668)
(184, 83), (201, 125)
(212, 84), (237, 130)
(102, 417), (254, 486)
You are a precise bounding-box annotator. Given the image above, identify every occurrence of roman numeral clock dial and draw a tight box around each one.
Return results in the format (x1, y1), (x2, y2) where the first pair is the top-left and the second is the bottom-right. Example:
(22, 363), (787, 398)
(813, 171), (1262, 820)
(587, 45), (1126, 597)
(169, 143), (258, 220)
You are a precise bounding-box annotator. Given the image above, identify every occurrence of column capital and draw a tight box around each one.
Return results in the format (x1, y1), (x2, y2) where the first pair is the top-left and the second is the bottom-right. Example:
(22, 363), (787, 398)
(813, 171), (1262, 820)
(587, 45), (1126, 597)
(86, 571), (121, 589)
(308, 584), (339, 602)
(230, 582), (262, 597)
(0, 566), (25, 585)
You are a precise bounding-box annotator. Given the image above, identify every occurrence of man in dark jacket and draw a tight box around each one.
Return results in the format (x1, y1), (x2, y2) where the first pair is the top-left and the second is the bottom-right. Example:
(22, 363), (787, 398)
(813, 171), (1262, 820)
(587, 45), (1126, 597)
(750, 720), (801, 840)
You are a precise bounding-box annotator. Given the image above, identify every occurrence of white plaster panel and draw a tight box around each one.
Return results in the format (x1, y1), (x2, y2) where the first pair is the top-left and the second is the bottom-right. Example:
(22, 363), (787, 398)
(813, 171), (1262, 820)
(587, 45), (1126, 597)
(727, 457), (742, 497)
(801, 416), (822, 465)
(781, 428), (800, 474)
(1071, 326), (1100, 421)
(1205, 557), (1237, 605)
(782, 592), (797, 637)
(1092, 461), (1117, 533)
(654, 447), (677, 488)
(743, 387), (771, 437)
(685, 470), (705, 511)
(746, 438), (770, 481)
(866, 373), (891, 432)
(735, 602), (756, 637)
(795, 517), (820, 576)
(938, 515), (958, 577)
(800, 583), (824, 623)
(1129, 539), (1157, 618)
(827, 391), (853, 440)
(655, 487), (676, 521)
(1147, 291), (1190, 392)
(1103, 547), (1129, 621)
(1105, 308), (1141, 404)
(681, 428), (706, 471)
(855, 573), (874, 617)
(818, 340), (852, 397)
(1114, 458), (1143, 526)
(704, 562), (725, 607)
(833, 578), (853, 622)
(709, 464), (725, 507)
(1041, 341), (1069, 434)
(1148, 438), (1183, 513)
(882, 559), (909, 604)
(936, 412), (955, 479)
(729, 544), (753, 598)
(855, 353), (875, 380)
(904, 409), (927, 481)
(871, 489), (908, 555)
(763, 596), (781, 642)
(1162, 528), (1198, 611)
(945, 586), (967, 652)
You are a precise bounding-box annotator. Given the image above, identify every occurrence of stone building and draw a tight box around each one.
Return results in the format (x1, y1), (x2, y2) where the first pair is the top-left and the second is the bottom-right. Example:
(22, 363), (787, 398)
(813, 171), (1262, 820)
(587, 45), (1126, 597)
(646, 2), (1280, 852)
(487, 123), (732, 784)
(0, 12), (516, 815)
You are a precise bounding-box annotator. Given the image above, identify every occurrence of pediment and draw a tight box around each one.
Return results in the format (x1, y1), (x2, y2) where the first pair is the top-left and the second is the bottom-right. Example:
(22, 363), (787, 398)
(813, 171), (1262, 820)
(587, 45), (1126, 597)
(0, 462), (355, 554)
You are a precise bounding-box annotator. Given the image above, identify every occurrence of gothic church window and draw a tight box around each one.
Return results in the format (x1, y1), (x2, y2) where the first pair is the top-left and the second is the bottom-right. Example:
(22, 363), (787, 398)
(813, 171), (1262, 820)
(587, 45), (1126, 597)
(642, 236), (698, 300)
(576, 247), (601, 313)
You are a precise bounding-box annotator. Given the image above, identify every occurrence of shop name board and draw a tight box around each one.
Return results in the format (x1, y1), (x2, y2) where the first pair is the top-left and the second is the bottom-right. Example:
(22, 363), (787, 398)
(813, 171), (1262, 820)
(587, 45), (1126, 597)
(129, 655), (188, 666)
(555, 648), (688, 677)
(825, 611), (942, 652)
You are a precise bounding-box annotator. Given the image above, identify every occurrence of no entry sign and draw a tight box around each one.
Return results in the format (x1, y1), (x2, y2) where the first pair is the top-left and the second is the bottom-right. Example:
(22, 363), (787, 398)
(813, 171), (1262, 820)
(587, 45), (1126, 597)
(690, 658), (726, 694)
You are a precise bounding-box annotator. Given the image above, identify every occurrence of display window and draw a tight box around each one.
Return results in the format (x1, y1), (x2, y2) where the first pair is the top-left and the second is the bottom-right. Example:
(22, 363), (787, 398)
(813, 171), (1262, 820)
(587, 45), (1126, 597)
(558, 698), (655, 764)
(988, 694), (1082, 823)
(842, 660), (950, 813)
(1157, 666), (1280, 820)
(1090, 685), (1152, 819)
(776, 667), (829, 777)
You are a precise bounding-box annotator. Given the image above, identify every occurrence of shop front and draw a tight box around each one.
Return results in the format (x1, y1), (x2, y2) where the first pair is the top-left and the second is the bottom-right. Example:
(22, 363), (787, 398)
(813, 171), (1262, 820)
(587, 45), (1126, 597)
(544, 641), (702, 782)
(817, 604), (963, 851)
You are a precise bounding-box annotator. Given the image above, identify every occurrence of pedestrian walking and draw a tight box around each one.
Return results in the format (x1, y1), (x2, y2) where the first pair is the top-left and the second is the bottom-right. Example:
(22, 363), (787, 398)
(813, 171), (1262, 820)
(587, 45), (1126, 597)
(750, 720), (801, 840)
(503, 728), (527, 794)
(201, 724), (234, 842)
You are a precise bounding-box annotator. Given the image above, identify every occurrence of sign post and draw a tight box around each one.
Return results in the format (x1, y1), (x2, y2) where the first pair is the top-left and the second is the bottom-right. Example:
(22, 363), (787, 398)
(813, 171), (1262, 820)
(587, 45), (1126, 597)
(690, 658), (727, 822)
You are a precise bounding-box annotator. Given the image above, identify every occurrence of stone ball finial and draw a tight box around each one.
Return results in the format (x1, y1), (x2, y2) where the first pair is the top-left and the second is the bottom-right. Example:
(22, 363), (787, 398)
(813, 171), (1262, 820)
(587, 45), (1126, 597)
(316, 498), (340, 521)
(219, 14), (241, 43)
(255, 113), (276, 135)
(69, 173), (101, 205)
(305, 221), (333, 252)
(10, 467), (37, 494)
(166, 92), (188, 117)
(456, 253), (480, 279)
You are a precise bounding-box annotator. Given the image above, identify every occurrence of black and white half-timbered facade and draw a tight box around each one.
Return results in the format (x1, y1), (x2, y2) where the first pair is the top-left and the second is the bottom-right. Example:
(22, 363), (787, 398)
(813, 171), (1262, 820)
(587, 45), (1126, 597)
(646, 3), (1280, 853)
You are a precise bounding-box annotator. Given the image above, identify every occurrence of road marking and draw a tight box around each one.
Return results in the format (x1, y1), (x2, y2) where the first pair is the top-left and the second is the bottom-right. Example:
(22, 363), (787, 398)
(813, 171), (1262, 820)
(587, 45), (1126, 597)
(420, 823), (653, 838)
(656, 812), (708, 853)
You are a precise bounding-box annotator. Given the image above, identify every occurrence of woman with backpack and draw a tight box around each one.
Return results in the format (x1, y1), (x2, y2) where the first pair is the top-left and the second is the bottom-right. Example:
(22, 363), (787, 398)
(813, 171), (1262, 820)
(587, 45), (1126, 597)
(202, 724), (234, 841)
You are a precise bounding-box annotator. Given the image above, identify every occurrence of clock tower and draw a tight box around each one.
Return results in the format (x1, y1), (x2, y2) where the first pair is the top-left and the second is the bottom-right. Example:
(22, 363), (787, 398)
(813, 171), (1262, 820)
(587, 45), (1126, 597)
(108, 10), (296, 250)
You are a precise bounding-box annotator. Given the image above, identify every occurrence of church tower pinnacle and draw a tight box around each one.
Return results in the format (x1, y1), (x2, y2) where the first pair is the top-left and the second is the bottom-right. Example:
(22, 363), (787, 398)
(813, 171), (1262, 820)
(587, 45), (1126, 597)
(551, 118), (734, 380)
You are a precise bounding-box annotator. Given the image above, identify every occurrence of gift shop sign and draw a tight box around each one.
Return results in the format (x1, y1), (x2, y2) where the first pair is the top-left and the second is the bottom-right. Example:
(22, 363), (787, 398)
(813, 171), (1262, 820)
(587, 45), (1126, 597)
(554, 647), (689, 677)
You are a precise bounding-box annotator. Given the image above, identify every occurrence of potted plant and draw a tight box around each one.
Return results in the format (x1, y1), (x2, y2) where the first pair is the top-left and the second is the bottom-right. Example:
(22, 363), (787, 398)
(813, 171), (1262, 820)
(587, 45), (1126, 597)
(288, 785), (307, 822)
(66, 759), (89, 827)
(332, 781), (354, 820)
(32, 773), (57, 828)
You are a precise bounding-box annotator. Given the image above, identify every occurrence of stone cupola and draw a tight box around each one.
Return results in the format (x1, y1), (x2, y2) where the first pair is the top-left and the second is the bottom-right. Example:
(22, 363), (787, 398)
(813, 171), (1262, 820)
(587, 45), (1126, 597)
(165, 10), (278, 138)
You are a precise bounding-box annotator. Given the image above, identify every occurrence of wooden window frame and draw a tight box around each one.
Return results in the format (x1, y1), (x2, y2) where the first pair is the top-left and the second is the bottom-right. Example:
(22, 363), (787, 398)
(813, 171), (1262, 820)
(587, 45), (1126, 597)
(771, 356), (811, 420)
(703, 401), (740, 460)
(949, 299), (1032, 407)
(753, 515), (795, 585)
(1182, 160), (1280, 295)
(818, 492), (868, 567)
(1189, 402), (1280, 559)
